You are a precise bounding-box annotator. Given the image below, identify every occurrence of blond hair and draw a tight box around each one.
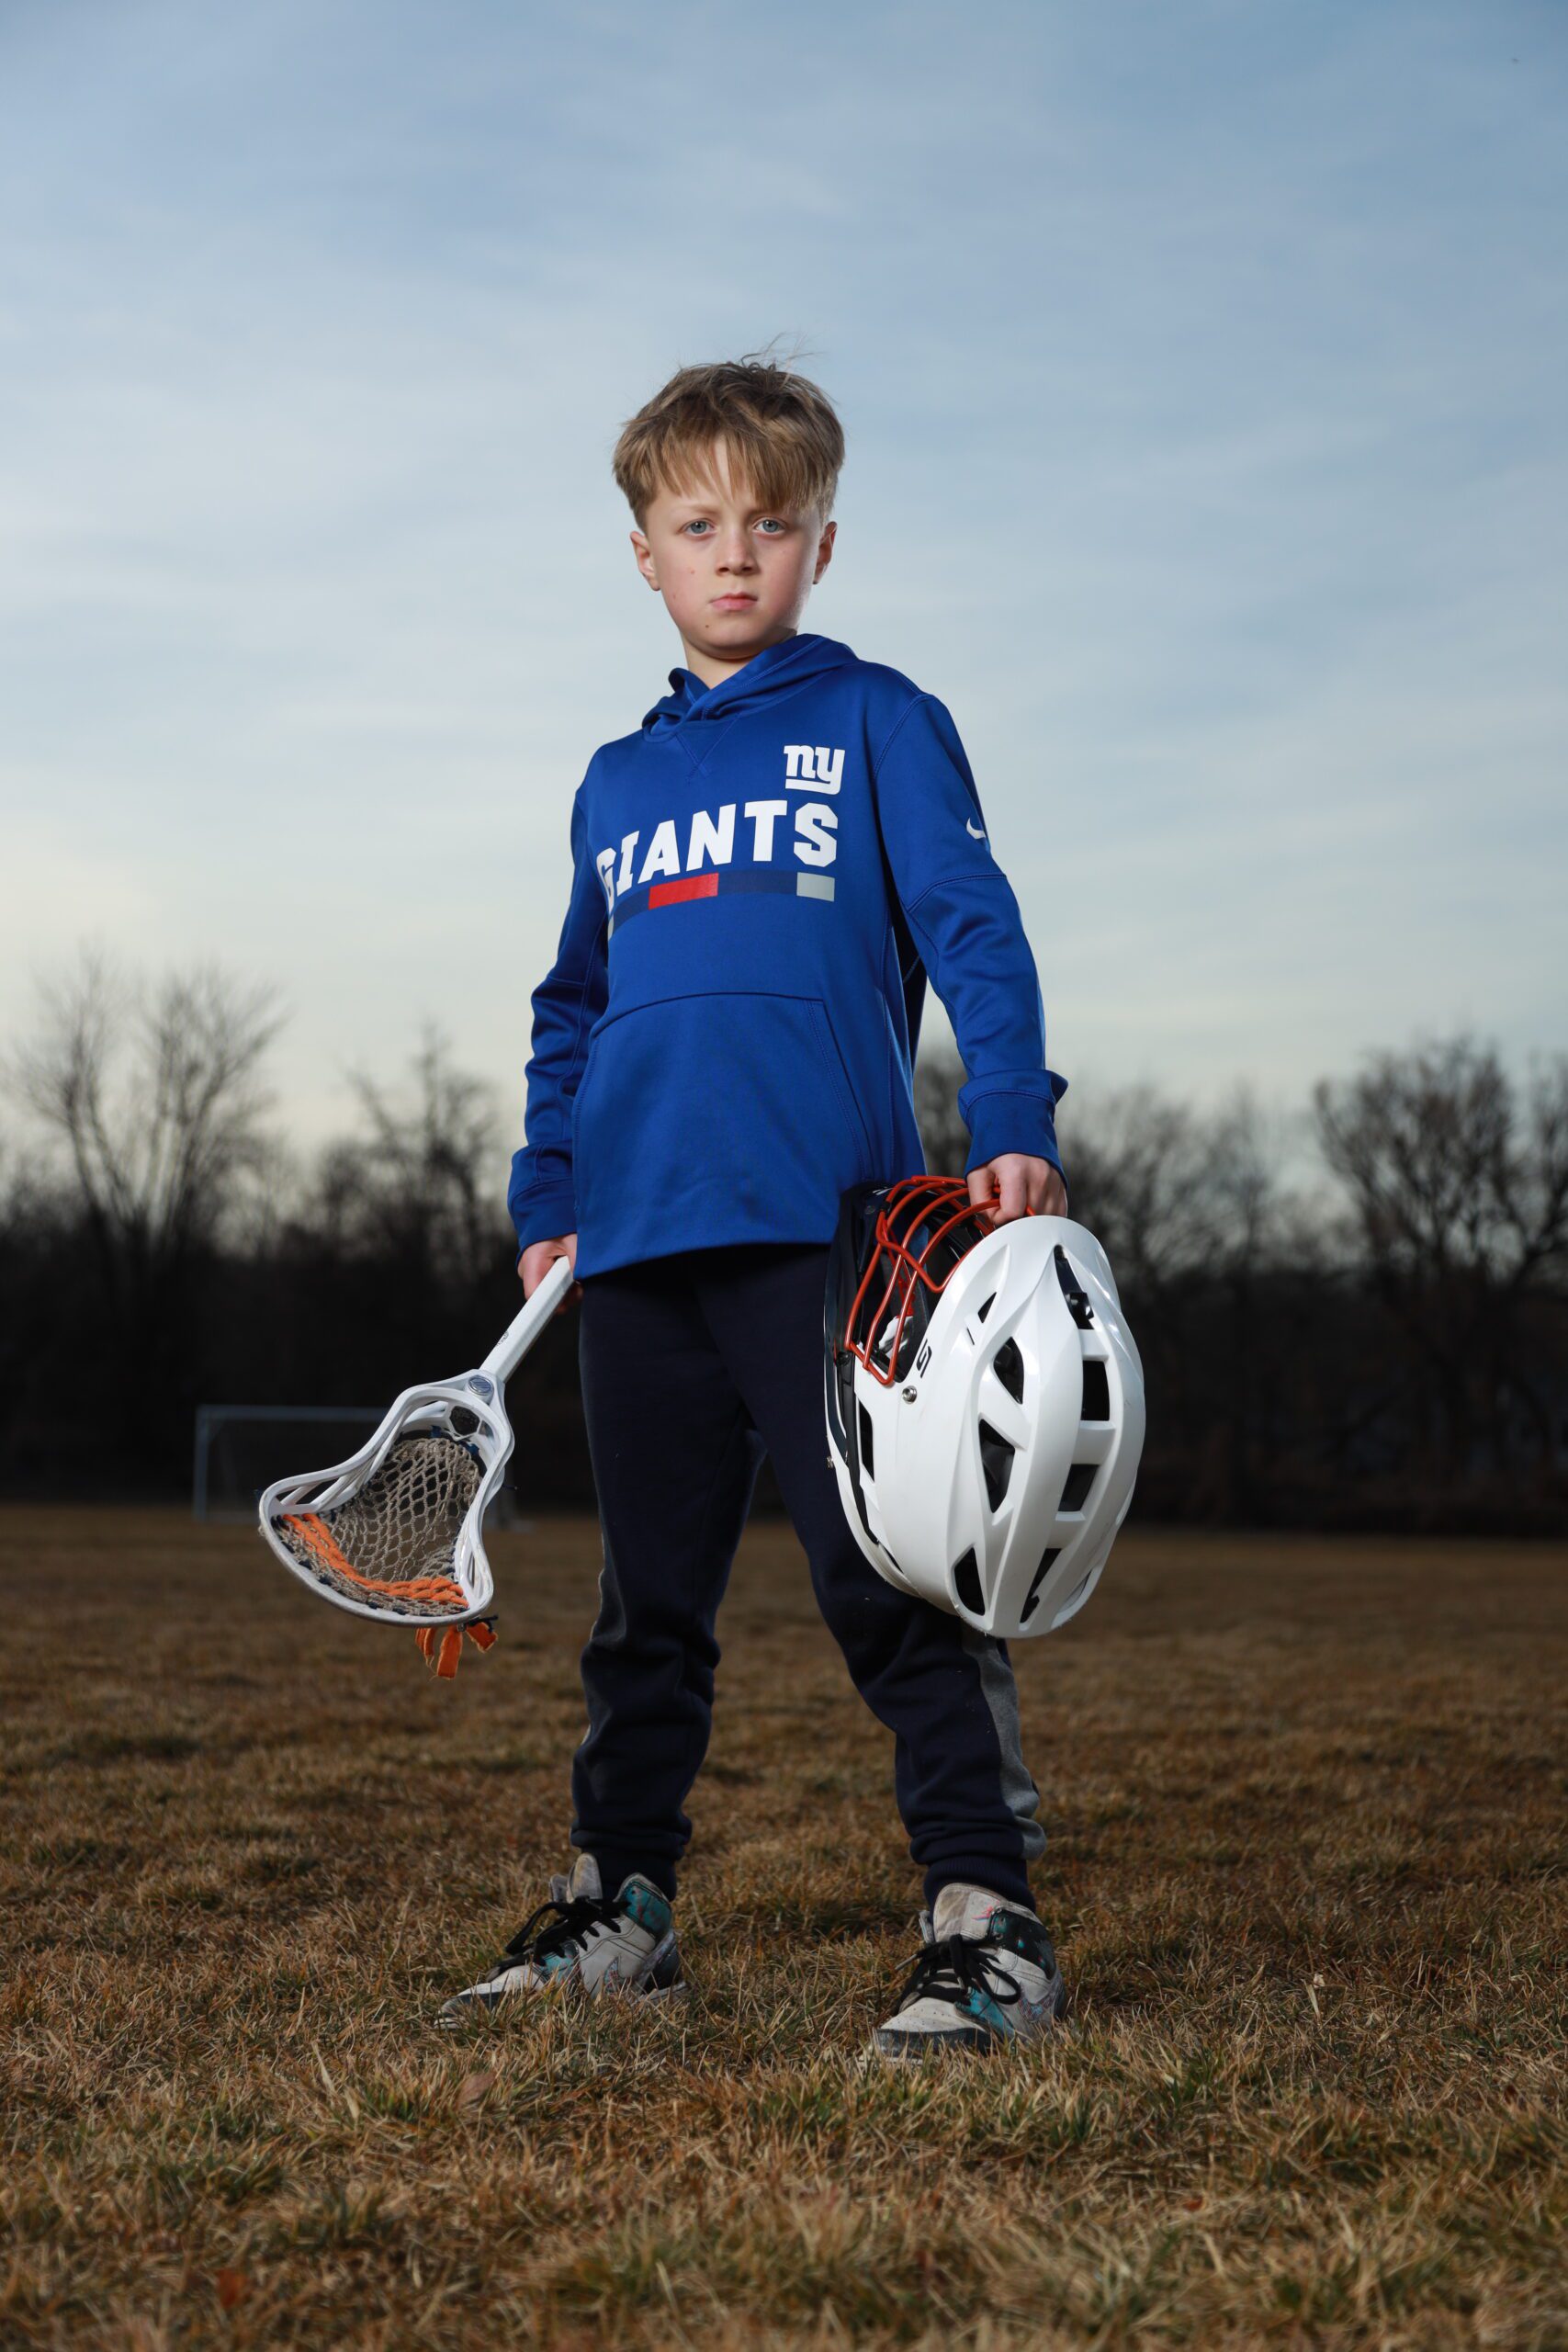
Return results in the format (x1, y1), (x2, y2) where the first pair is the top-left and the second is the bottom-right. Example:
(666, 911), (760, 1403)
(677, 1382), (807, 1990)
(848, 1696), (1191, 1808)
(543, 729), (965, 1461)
(613, 352), (844, 529)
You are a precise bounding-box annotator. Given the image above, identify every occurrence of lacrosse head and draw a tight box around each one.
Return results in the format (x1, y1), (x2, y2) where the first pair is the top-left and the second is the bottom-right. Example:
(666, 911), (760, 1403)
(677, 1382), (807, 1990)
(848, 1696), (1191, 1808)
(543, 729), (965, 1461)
(258, 1257), (571, 1629)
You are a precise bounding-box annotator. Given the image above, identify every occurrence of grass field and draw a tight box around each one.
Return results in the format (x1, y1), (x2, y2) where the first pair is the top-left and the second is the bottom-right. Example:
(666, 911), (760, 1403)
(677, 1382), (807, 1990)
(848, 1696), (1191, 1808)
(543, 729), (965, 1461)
(2, 1508), (1564, 2350)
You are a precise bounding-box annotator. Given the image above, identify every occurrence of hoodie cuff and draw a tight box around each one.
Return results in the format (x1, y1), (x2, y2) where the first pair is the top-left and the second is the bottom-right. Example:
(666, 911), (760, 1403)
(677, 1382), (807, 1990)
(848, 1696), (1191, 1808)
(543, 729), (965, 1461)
(959, 1069), (1068, 1188)
(510, 1175), (579, 1257)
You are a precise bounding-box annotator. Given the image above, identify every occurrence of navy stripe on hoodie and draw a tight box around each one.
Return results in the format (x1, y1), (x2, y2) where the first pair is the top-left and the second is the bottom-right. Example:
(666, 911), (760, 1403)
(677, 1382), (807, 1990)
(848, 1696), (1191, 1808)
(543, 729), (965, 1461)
(509, 634), (1066, 1280)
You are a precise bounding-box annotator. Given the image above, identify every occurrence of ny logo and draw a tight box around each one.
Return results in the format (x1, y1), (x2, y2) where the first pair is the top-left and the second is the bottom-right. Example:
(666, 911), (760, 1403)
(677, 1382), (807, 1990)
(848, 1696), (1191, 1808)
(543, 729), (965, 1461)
(783, 743), (845, 795)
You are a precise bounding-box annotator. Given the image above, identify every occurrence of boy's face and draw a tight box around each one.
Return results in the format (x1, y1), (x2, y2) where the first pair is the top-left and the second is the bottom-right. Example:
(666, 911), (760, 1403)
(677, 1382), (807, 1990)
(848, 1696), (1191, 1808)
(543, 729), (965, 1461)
(630, 438), (836, 677)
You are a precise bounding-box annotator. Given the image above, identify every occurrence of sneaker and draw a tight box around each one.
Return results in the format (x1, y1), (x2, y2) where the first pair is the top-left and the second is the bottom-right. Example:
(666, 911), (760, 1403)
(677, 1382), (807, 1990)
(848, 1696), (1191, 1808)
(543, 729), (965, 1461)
(871, 1882), (1067, 2059)
(436, 1852), (682, 2027)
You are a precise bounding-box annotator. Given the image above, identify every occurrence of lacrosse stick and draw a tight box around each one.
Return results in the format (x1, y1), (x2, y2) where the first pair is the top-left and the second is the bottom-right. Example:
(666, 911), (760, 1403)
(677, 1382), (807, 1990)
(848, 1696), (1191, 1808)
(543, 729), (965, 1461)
(258, 1255), (574, 1676)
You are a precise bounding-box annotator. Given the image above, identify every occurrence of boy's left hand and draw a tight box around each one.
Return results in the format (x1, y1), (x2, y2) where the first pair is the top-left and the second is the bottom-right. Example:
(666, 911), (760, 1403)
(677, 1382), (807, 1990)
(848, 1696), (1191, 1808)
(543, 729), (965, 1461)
(967, 1154), (1068, 1226)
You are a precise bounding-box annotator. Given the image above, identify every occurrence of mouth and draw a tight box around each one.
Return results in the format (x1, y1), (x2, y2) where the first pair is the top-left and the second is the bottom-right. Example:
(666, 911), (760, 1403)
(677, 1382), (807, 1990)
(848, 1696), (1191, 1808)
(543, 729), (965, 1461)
(710, 594), (758, 611)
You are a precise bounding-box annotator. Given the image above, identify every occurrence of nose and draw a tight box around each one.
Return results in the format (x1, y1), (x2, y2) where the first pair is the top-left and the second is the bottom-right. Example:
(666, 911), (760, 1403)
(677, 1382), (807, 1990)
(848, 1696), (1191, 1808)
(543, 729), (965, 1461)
(715, 523), (757, 574)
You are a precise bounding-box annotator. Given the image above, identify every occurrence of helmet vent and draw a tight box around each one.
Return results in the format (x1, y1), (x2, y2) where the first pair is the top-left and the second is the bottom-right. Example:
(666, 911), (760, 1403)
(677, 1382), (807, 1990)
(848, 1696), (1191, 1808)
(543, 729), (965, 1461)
(1055, 1248), (1095, 1329)
(1019, 1546), (1061, 1623)
(993, 1337), (1025, 1403)
(858, 1403), (875, 1478)
(978, 1420), (1013, 1510)
(952, 1547), (985, 1616)
(976, 1292), (996, 1323)
(1060, 1462), (1097, 1514)
(1081, 1361), (1111, 1421)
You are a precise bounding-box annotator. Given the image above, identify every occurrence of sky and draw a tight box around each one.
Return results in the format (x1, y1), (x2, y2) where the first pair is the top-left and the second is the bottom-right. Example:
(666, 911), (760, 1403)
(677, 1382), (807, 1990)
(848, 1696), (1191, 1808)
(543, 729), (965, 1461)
(0, 0), (1562, 1158)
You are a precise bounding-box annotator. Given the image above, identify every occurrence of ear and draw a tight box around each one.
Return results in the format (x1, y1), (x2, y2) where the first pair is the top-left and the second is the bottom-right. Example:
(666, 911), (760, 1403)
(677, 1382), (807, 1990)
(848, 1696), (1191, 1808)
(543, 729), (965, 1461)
(630, 526), (659, 591)
(812, 518), (837, 584)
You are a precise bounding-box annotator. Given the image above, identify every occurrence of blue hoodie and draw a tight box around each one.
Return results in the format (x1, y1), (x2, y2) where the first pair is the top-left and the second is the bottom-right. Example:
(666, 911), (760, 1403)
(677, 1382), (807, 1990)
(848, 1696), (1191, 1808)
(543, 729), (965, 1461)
(509, 633), (1066, 1279)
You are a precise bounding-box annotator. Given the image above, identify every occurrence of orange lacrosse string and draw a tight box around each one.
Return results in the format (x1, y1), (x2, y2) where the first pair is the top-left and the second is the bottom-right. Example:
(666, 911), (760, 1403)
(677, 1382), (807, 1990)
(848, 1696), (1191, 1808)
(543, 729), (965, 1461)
(281, 1512), (468, 1613)
(416, 1620), (498, 1678)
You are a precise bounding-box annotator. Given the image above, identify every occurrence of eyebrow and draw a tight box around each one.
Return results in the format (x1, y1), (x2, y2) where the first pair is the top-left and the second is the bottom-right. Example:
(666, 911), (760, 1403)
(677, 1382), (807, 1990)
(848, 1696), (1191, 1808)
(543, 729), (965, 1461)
(670, 495), (786, 517)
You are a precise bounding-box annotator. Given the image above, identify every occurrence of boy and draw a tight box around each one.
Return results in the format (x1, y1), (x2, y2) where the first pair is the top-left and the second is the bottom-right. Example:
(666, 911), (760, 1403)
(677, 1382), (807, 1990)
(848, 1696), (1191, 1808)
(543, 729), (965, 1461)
(442, 358), (1070, 2056)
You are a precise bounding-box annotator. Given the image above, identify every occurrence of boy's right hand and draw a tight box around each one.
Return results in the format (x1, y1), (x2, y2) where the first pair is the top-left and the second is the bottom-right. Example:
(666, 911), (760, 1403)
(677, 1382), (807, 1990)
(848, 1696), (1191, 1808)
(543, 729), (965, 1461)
(519, 1234), (581, 1311)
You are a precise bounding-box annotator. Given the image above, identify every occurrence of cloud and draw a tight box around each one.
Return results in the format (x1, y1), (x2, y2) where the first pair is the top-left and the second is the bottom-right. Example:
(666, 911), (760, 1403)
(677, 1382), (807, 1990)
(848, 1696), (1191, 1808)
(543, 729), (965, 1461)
(0, 0), (1563, 1142)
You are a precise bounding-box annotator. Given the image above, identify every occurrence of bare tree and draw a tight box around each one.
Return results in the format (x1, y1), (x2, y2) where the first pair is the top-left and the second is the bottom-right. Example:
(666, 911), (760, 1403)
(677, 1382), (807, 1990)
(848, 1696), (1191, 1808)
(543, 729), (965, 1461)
(1060, 1083), (1315, 1509)
(913, 1045), (971, 1177)
(916, 1047), (1306, 1283)
(310, 1028), (509, 1290)
(1316, 1038), (1568, 1284)
(1055, 1085), (1232, 1283)
(6, 956), (282, 1324)
(1315, 1037), (1568, 1478)
(0, 1128), (53, 1248)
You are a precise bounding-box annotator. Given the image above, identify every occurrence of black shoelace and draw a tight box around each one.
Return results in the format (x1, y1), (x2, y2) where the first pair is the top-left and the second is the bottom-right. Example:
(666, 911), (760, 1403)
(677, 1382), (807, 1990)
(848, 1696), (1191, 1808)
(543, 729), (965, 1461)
(894, 1933), (1021, 2016)
(500, 1894), (620, 1968)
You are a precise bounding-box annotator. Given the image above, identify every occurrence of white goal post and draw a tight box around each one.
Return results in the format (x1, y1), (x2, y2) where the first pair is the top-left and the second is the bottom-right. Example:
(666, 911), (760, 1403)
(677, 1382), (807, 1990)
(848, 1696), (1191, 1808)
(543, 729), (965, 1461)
(192, 1405), (383, 1522)
(193, 1404), (538, 1527)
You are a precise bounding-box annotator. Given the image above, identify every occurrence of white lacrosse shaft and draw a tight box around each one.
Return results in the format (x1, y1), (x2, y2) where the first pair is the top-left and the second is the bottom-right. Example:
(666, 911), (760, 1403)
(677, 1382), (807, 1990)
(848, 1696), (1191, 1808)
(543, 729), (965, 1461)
(482, 1251), (575, 1383)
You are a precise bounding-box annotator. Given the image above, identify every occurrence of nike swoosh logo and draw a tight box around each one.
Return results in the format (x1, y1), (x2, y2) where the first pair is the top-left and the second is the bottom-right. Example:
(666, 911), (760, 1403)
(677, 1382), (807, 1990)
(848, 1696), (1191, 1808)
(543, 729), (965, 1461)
(965, 820), (986, 840)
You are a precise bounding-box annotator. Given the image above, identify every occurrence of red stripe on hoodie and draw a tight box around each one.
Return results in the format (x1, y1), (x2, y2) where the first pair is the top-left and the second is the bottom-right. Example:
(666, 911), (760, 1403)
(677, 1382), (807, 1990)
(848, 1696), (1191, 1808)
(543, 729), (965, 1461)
(649, 872), (719, 909)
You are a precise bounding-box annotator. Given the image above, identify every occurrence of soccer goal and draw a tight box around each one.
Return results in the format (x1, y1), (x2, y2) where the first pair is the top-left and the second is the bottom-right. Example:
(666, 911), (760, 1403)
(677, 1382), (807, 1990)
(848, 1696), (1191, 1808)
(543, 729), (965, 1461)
(192, 1405), (385, 1522)
(193, 1404), (536, 1526)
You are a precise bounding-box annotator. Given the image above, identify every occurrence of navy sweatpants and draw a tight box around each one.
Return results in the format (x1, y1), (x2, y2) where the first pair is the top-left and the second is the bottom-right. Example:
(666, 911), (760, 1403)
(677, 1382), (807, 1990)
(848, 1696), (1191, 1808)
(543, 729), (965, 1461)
(570, 1241), (1044, 1912)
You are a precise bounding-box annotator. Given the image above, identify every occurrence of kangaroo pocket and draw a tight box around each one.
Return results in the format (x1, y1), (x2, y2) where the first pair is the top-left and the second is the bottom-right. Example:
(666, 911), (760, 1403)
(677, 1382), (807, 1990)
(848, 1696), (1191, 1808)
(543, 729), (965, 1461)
(572, 991), (875, 1261)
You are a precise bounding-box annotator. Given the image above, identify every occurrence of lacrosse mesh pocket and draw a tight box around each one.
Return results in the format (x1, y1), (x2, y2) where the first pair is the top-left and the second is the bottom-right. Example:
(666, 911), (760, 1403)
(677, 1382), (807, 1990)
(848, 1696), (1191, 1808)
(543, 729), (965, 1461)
(274, 1431), (483, 1618)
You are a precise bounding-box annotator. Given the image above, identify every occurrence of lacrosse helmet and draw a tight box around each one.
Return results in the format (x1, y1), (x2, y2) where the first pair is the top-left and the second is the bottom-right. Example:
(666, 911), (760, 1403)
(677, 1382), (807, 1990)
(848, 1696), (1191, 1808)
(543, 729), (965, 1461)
(824, 1176), (1145, 1638)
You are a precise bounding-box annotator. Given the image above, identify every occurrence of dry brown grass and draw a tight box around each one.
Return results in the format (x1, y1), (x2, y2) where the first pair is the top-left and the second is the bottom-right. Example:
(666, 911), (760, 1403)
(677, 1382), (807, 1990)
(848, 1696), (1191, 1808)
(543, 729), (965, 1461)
(1, 1507), (1564, 2350)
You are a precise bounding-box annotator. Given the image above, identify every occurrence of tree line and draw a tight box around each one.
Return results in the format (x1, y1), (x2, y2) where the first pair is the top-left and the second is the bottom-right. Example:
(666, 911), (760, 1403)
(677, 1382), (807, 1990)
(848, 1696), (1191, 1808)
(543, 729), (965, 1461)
(3, 956), (1565, 1532)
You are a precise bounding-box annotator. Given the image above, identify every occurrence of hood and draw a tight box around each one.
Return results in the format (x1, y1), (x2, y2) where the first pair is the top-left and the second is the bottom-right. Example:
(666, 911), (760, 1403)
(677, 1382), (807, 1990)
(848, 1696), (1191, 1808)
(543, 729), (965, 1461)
(641, 632), (858, 735)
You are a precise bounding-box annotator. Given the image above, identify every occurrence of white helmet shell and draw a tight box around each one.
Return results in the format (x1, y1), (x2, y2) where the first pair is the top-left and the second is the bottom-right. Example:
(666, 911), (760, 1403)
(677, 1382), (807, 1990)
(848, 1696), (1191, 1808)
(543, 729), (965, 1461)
(825, 1179), (1145, 1637)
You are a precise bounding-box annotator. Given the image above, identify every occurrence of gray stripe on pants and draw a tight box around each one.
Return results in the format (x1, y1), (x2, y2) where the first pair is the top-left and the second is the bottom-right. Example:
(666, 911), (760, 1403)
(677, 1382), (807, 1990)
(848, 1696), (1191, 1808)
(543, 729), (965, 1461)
(961, 1627), (1045, 1860)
